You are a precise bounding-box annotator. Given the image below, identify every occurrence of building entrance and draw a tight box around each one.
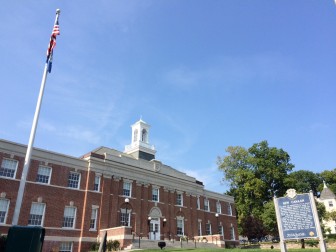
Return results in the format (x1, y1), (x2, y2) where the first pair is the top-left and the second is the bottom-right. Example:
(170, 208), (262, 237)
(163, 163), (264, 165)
(149, 218), (160, 240)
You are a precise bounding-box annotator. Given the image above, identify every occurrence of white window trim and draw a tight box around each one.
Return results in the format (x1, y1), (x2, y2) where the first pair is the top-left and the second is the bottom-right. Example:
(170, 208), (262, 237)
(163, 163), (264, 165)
(0, 198), (10, 224)
(63, 206), (77, 229)
(152, 187), (159, 202)
(230, 223), (235, 240)
(197, 196), (200, 210)
(176, 192), (183, 206)
(123, 180), (132, 197)
(216, 201), (222, 214)
(90, 206), (99, 231)
(176, 216), (184, 236)
(198, 220), (202, 236)
(206, 223), (212, 235)
(120, 208), (132, 227)
(94, 175), (101, 192)
(68, 172), (81, 189)
(228, 203), (232, 216)
(0, 158), (18, 179)
(59, 242), (73, 252)
(28, 202), (46, 226)
(36, 165), (52, 184)
(204, 198), (209, 212)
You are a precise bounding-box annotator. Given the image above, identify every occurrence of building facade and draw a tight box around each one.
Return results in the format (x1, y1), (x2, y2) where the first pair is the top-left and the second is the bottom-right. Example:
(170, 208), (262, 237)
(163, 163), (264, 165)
(0, 119), (238, 251)
(317, 182), (336, 235)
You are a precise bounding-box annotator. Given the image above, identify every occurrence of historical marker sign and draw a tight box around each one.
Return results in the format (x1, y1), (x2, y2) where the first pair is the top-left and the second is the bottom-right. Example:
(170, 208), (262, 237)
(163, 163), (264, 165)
(274, 189), (327, 252)
(277, 193), (317, 239)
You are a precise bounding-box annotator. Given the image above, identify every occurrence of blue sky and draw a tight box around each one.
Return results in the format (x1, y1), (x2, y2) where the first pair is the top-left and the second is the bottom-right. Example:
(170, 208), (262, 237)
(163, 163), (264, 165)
(1, 1), (336, 193)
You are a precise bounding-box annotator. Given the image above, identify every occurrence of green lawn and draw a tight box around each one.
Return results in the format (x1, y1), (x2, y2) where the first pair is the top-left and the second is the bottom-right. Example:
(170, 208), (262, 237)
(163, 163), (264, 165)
(136, 249), (336, 252)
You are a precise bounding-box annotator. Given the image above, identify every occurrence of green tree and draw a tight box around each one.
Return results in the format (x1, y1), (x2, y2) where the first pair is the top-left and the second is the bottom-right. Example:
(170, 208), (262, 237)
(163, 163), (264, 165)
(217, 140), (294, 236)
(320, 169), (336, 193)
(284, 170), (323, 196)
(260, 201), (278, 236)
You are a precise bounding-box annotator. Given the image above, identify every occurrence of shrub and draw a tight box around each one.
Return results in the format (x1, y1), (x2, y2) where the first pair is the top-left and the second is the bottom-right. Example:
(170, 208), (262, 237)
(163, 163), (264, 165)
(90, 241), (100, 251)
(112, 240), (120, 251)
(305, 239), (319, 247)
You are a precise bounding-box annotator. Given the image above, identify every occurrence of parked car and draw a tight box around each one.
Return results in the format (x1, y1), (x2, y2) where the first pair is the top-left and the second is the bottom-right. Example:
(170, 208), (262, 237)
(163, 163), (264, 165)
(240, 239), (248, 245)
(249, 238), (259, 244)
(272, 237), (280, 243)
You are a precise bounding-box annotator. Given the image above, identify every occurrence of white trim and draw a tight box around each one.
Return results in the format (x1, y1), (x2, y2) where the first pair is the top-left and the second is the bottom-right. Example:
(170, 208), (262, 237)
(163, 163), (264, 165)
(0, 158), (18, 179)
(0, 198), (10, 224)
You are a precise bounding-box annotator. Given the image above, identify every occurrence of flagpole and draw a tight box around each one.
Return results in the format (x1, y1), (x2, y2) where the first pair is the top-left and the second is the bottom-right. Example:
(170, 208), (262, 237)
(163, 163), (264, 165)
(12, 9), (61, 226)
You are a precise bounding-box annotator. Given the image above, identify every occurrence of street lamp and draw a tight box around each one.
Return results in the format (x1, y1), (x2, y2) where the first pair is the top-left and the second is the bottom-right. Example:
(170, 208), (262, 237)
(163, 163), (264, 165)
(125, 198), (129, 226)
(163, 218), (167, 240)
(215, 213), (219, 234)
(148, 216), (152, 239)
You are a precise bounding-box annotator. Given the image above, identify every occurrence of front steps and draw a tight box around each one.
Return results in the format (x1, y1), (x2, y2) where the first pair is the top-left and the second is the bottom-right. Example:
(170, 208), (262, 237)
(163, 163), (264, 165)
(130, 238), (222, 250)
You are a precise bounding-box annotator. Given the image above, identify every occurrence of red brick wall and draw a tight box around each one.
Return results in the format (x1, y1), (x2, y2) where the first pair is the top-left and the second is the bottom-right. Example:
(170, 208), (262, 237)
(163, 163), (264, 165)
(0, 147), (239, 252)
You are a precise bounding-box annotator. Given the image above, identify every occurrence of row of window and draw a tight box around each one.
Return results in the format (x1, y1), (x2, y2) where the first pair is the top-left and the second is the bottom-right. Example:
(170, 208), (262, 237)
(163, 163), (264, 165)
(151, 187), (233, 215)
(0, 199), (98, 230)
(120, 209), (235, 240)
(1, 159), (233, 215)
(0, 159), (101, 191)
(177, 218), (235, 240)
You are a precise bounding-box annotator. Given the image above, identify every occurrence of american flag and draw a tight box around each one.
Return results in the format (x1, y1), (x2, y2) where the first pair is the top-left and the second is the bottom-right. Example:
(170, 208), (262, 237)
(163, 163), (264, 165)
(46, 20), (60, 72)
(46, 21), (60, 62)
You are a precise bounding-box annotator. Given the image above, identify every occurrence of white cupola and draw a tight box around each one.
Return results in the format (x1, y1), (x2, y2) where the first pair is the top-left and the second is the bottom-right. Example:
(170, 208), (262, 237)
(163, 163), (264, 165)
(124, 119), (156, 161)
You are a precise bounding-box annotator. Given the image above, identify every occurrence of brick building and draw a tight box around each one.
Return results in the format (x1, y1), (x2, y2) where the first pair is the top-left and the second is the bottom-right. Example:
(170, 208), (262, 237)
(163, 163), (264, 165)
(0, 119), (238, 251)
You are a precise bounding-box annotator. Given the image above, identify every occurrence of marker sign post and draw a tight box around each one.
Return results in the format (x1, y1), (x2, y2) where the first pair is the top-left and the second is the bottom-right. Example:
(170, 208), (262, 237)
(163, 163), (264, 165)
(274, 189), (327, 252)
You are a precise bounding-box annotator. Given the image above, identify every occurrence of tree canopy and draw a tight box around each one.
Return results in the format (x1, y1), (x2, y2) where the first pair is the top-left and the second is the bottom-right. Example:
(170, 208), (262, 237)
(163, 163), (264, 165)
(217, 141), (294, 237)
(217, 140), (335, 239)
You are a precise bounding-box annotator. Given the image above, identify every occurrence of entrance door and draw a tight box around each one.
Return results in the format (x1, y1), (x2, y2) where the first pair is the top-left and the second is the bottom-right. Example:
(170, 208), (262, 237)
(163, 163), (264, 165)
(149, 218), (160, 240)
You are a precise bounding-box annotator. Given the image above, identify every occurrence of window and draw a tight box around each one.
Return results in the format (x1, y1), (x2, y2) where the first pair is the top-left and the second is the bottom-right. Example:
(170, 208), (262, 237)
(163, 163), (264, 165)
(176, 218), (184, 236)
(0, 159), (18, 178)
(141, 129), (147, 142)
(63, 206), (76, 228)
(28, 202), (45, 226)
(219, 225), (224, 236)
(329, 201), (334, 207)
(216, 201), (221, 213)
(204, 199), (209, 212)
(152, 187), (159, 202)
(197, 196), (200, 210)
(120, 211), (130, 227)
(123, 181), (132, 197)
(36, 166), (52, 184)
(0, 199), (9, 224)
(94, 175), (101, 192)
(68, 172), (80, 189)
(205, 223), (212, 235)
(133, 129), (138, 142)
(90, 207), (98, 230)
(59, 242), (73, 252)
(228, 203), (232, 215)
(230, 225), (235, 240)
(198, 221), (202, 236)
(176, 193), (183, 206)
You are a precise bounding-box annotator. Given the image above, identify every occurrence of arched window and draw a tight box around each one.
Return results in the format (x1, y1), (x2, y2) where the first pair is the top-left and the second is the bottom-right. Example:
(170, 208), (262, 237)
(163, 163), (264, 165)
(133, 129), (138, 142)
(141, 129), (147, 142)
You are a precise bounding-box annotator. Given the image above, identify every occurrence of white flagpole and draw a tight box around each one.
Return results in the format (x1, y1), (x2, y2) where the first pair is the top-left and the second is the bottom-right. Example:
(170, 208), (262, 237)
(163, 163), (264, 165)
(12, 9), (61, 225)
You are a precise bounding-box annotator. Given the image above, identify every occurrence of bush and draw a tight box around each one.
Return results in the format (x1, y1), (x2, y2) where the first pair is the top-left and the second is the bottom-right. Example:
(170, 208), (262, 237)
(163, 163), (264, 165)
(106, 239), (120, 251)
(327, 233), (336, 240)
(90, 241), (100, 251)
(112, 240), (120, 251)
(305, 239), (319, 247)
